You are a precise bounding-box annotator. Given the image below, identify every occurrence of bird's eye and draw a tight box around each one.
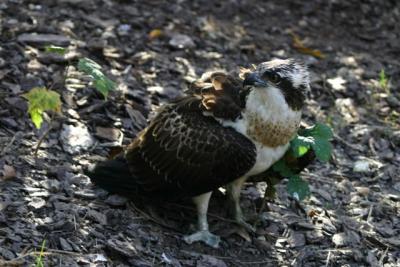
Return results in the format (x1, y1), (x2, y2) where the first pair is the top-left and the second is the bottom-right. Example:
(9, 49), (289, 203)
(269, 73), (281, 83)
(263, 71), (281, 84)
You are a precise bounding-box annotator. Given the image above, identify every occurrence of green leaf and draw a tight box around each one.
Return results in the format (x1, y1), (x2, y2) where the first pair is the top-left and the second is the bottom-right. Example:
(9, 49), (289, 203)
(78, 57), (102, 73)
(290, 135), (313, 157)
(295, 123), (333, 161)
(30, 109), (43, 129)
(312, 138), (332, 162)
(300, 123), (333, 139)
(44, 45), (67, 55)
(77, 58), (116, 98)
(287, 175), (310, 201)
(22, 87), (61, 129)
(379, 69), (388, 90)
(268, 122), (333, 202)
(272, 159), (295, 177)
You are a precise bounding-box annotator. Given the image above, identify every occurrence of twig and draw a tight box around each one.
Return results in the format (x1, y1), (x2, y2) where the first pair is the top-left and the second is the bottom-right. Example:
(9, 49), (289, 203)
(165, 203), (236, 224)
(34, 123), (53, 159)
(0, 258), (24, 267)
(127, 202), (182, 232)
(379, 246), (389, 266)
(321, 76), (337, 103)
(180, 250), (277, 265)
(368, 137), (378, 156)
(0, 248), (84, 267)
(0, 134), (17, 156)
(366, 204), (373, 223)
(34, 114), (55, 158)
(252, 192), (269, 229)
(235, 259), (278, 265)
(333, 133), (363, 152)
(325, 250), (331, 267)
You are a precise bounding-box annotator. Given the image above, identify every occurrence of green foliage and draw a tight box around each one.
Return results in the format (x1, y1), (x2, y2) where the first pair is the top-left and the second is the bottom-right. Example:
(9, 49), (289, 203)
(272, 160), (310, 200)
(271, 123), (333, 201)
(287, 175), (310, 201)
(272, 159), (295, 177)
(33, 239), (46, 267)
(290, 135), (314, 157)
(379, 69), (389, 92)
(44, 45), (67, 55)
(23, 87), (61, 129)
(77, 58), (116, 99)
(291, 123), (333, 162)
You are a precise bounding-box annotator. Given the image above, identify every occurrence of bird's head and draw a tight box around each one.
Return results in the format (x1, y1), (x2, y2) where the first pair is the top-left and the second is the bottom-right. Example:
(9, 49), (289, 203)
(242, 59), (310, 110)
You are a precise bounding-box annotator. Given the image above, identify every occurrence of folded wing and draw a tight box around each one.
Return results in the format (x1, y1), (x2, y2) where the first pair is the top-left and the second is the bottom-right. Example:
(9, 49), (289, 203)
(125, 96), (256, 199)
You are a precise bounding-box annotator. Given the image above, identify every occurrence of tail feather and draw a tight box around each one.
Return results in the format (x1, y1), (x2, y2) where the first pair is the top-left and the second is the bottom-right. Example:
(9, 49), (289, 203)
(85, 156), (139, 197)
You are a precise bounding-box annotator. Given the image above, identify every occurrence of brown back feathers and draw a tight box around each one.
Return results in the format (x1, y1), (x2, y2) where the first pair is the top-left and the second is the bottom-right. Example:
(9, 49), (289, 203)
(189, 72), (249, 121)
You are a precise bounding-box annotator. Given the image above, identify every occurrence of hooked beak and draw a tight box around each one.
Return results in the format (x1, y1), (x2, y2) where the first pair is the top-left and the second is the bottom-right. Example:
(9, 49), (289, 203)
(243, 72), (268, 87)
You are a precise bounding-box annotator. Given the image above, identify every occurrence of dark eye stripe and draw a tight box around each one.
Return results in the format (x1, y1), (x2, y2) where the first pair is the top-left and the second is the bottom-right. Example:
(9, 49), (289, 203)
(277, 77), (305, 110)
(279, 77), (295, 91)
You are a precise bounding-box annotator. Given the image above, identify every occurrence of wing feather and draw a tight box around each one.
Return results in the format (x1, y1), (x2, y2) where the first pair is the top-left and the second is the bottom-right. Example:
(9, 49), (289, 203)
(125, 97), (256, 199)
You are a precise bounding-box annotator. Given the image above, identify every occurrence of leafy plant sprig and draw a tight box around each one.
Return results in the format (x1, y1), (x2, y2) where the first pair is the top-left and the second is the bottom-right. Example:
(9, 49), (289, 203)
(77, 57), (116, 99)
(24, 56), (115, 129)
(271, 123), (333, 201)
(44, 45), (67, 55)
(378, 69), (389, 93)
(22, 87), (62, 129)
(22, 50), (116, 158)
(33, 239), (46, 267)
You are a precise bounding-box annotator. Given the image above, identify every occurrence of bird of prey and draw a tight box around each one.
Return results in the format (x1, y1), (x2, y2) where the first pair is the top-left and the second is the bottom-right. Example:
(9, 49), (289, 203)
(87, 58), (310, 248)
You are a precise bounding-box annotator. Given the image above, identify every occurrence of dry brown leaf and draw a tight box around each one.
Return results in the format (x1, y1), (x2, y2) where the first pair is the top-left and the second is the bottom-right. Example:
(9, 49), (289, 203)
(355, 186), (370, 196)
(308, 209), (319, 218)
(1, 164), (16, 180)
(149, 29), (163, 40)
(290, 32), (325, 59)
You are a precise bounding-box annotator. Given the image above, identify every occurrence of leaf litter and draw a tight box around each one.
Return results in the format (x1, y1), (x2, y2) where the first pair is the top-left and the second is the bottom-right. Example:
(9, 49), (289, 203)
(0, 0), (399, 266)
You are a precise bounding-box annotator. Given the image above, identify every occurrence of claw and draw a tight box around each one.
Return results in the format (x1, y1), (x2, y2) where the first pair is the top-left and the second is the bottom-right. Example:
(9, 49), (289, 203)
(186, 192), (220, 248)
(235, 217), (256, 233)
(183, 230), (221, 248)
(226, 177), (257, 233)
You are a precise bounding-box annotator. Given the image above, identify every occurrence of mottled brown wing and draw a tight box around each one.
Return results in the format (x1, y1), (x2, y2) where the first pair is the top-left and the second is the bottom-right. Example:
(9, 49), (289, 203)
(125, 97), (256, 199)
(189, 72), (249, 121)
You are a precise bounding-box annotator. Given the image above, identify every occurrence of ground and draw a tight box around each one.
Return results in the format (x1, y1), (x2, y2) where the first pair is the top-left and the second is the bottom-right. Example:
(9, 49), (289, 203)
(0, 0), (399, 266)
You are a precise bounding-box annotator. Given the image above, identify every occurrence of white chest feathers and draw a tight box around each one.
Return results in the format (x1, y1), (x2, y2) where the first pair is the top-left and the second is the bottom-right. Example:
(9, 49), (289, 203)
(220, 87), (302, 176)
(246, 142), (290, 176)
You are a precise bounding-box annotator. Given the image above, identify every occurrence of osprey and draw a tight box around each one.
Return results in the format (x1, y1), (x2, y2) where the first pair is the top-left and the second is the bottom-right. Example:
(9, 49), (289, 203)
(87, 58), (310, 248)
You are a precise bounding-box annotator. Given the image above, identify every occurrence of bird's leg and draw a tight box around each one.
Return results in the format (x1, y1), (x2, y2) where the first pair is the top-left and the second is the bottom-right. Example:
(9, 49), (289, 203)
(183, 192), (220, 248)
(226, 176), (256, 232)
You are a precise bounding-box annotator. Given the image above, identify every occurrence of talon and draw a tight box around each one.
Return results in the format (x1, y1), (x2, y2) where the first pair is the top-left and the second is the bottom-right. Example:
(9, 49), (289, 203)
(235, 218), (256, 233)
(184, 230), (220, 248)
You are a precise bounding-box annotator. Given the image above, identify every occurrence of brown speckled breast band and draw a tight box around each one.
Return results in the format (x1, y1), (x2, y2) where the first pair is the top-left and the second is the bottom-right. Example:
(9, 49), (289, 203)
(246, 113), (300, 147)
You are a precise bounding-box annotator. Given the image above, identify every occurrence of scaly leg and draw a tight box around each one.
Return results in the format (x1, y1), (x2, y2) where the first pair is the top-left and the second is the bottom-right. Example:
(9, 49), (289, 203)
(183, 192), (220, 248)
(226, 176), (256, 232)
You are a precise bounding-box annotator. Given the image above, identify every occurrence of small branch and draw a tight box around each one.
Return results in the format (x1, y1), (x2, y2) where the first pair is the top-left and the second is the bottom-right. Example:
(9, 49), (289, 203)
(333, 133), (363, 152)
(34, 112), (58, 159)
(325, 250), (332, 267)
(127, 202), (182, 232)
(379, 246), (389, 266)
(253, 192), (269, 229)
(0, 134), (17, 156)
(0, 248), (84, 267)
(165, 202), (237, 224)
(34, 122), (53, 159)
